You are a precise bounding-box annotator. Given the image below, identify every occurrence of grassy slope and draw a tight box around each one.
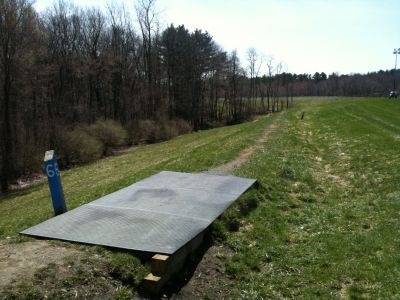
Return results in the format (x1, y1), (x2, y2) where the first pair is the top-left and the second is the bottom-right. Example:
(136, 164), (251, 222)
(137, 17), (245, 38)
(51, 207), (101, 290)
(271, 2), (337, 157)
(0, 115), (271, 237)
(1, 97), (400, 299)
(225, 98), (400, 299)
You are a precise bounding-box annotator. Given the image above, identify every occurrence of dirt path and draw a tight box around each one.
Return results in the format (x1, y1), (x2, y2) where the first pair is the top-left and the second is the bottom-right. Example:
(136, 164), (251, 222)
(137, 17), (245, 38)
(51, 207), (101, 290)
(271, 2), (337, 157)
(170, 118), (280, 298)
(0, 240), (83, 290)
(212, 119), (279, 173)
(0, 117), (279, 298)
(0, 239), (122, 298)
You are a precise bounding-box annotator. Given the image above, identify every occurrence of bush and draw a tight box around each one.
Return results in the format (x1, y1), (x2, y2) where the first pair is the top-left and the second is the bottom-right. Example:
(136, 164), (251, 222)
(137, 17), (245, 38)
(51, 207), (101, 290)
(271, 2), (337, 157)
(206, 120), (226, 129)
(130, 119), (159, 144)
(160, 121), (179, 141)
(88, 119), (128, 154)
(62, 128), (103, 164)
(17, 142), (43, 175)
(170, 118), (192, 135)
(130, 118), (192, 144)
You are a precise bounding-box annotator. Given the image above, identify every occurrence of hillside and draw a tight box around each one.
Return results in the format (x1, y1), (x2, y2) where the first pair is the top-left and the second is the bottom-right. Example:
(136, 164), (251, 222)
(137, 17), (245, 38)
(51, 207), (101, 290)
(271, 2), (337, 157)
(1, 97), (400, 299)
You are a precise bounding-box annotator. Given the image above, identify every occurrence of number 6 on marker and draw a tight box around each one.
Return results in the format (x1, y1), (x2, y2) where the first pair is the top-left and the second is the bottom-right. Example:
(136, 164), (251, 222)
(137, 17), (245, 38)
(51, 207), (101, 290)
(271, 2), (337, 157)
(44, 150), (67, 215)
(46, 164), (55, 178)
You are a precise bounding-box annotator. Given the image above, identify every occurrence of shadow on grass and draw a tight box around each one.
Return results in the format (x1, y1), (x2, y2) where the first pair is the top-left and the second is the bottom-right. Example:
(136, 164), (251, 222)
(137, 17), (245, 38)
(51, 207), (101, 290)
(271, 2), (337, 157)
(139, 232), (214, 299)
(139, 185), (265, 299)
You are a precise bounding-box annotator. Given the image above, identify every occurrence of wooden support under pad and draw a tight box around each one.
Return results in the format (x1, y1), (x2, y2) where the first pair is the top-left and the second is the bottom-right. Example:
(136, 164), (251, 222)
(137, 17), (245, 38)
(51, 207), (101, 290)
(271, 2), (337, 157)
(142, 231), (205, 293)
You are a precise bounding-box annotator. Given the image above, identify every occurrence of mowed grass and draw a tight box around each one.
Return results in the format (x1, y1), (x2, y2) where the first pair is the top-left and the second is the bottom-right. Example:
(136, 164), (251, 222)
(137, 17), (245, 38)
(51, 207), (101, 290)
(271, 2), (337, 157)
(221, 98), (400, 299)
(1, 97), (400, 299)
(0, 115), (271, 237)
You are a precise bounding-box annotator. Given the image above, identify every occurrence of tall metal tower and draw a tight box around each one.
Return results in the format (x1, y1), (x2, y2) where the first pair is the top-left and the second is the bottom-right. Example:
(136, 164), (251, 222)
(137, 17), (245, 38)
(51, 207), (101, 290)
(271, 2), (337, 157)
(393, 48), (400, 91)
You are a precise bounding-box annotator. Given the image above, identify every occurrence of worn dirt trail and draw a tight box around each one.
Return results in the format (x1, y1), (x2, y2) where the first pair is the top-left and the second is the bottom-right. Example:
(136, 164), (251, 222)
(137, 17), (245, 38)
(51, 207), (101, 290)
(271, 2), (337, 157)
(0, 117), (279, 298)
(212, 119), (279, 173)
(171, 118), (280, 299)
(0, 239), (83, 290)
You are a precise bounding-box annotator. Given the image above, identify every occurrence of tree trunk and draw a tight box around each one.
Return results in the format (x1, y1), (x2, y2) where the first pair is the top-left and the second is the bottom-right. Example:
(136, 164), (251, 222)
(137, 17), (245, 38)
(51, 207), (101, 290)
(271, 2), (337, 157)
(1, 72), (12, 193)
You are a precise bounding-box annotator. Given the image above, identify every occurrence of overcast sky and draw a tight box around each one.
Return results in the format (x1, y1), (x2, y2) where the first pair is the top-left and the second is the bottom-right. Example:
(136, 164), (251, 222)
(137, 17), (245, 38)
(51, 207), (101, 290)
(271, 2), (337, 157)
(34, 0), (400, 75)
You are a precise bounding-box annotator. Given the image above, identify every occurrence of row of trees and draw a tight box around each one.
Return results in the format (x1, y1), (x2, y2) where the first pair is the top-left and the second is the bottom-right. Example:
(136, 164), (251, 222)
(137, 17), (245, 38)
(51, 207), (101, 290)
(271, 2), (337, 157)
(0, 0), (293, 193)
(249, 69), (398, 102)
(1, 0), (395, 193)
(283, 70), (398, 97)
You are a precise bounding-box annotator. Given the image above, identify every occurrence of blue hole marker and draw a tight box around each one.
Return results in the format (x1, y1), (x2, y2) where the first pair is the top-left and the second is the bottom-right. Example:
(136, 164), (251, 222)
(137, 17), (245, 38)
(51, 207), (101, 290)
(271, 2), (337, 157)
(44, 150), (67, 215)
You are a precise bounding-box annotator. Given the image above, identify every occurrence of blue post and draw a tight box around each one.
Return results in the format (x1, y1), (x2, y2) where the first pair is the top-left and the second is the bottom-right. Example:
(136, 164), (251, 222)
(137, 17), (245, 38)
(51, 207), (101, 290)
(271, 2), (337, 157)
(44, 150), (67, 215)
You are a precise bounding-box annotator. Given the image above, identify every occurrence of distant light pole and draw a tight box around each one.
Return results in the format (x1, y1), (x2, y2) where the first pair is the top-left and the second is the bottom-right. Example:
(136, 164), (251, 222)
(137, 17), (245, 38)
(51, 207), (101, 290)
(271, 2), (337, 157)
(393, 48), (400, 91)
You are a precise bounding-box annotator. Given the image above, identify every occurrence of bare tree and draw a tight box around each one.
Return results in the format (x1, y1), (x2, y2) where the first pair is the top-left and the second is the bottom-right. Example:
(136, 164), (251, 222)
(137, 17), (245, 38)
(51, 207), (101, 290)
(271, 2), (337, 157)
(265, 56), (275, 112)
(81, 8), (105, 121)
(0, 0), (37, 192)
(246, 47), (257, 112)
(0, 0), (300, 194)
(274, 62), (283, 112)
(135, 0), (158, 117)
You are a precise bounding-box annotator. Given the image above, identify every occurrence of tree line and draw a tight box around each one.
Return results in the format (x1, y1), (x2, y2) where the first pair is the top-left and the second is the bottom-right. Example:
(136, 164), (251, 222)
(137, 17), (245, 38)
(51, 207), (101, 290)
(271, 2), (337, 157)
(280, 70), (399, 97)
(0, 0), (295, 193)
(1, 0), (395, 194)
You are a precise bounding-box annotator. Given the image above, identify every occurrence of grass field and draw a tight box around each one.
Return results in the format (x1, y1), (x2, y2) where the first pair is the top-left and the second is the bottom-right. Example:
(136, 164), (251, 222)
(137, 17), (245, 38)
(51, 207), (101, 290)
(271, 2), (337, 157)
(1, 97), (400, 299)
(226, 98), (400, 299)
(0, 115), (269, 238)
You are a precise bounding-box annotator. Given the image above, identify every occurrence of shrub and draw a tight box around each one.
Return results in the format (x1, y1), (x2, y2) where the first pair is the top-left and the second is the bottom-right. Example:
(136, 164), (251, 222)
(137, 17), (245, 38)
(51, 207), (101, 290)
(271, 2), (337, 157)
(17, 143), (43, 175)
(130, 119), (190, 144)
(130, 119), (159, 144)
(160, 121), (179, 140)
(202, 120), (226, 129)
(62, 128), (103, 164)
(142, 120), (163, 143)
(170, 118), (192, 135)
(88, 119), (128, 154)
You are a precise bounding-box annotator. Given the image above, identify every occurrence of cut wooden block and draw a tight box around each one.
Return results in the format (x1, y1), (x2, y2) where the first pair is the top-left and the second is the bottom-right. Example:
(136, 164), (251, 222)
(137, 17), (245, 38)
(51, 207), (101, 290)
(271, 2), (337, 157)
(142, 273), (165, 293)
(151, 254), (170, 275)
(142, 231), (205, 293)
(151, 231), (204, 276)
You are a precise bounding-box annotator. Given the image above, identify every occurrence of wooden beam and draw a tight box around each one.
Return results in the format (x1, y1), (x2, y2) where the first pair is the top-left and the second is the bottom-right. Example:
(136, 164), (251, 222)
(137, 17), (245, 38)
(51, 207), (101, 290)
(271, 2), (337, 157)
(142, 231), (205, 294)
